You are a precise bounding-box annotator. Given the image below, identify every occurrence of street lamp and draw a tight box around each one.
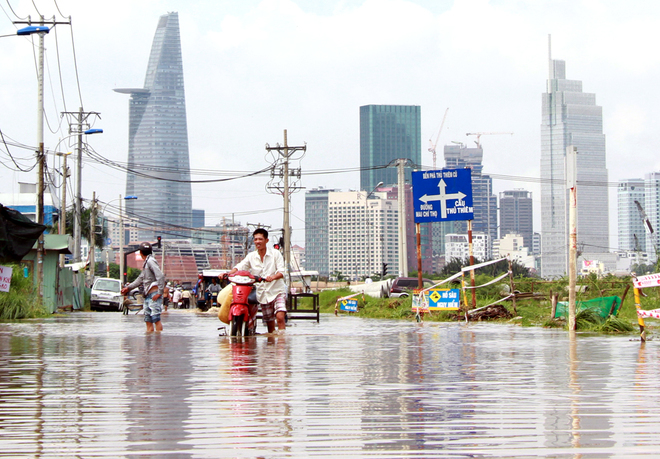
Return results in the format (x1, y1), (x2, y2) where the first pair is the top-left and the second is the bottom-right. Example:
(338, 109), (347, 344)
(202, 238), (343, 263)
(16, 23), (50, 295)
(74, 128), (103, 263)
(364, 181), (384, 279)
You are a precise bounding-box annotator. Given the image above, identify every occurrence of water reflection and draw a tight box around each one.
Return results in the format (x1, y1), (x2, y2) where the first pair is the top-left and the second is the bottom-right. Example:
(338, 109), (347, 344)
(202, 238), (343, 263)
(2, 312), (660, 457)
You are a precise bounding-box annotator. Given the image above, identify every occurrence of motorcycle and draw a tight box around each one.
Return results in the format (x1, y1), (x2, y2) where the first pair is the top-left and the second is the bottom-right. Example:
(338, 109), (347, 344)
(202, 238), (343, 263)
(225, 270), (263, 337)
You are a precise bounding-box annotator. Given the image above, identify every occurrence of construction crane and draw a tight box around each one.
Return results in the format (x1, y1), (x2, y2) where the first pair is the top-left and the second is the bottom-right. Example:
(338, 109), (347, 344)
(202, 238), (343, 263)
(428, 108), (449, 169)
(634, 200), (659, 262)
(465, 131), (513, 148)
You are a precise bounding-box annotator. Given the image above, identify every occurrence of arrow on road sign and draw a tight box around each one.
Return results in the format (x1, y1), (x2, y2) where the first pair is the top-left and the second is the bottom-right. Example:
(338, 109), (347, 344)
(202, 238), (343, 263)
(419, 179), (466, 218)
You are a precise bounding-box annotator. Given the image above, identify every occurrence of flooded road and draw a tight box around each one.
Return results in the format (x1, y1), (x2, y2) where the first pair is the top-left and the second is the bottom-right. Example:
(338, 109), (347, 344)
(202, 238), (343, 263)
(1, 311), (660, 458)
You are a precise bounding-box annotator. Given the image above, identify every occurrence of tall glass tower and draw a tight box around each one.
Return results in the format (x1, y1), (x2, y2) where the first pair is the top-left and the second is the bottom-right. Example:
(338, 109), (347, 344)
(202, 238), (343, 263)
(540, 54), (609, 278)
(359, 105), (421, 190)
(115, 12), (192, 241)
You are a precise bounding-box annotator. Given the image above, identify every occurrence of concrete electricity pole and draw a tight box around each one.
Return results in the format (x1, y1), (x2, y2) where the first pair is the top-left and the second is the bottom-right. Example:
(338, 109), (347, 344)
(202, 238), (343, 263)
(61, 107), (101, 263)
(566, 145), (578, 331)
(15, 16), (70, 294)
(266, 130), (306, 280)
(397, 159), (408, 277)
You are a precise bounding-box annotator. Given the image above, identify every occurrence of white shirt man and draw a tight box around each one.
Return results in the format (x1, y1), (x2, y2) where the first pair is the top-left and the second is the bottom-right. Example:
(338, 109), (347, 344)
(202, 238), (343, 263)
(229, 229), (287, 332)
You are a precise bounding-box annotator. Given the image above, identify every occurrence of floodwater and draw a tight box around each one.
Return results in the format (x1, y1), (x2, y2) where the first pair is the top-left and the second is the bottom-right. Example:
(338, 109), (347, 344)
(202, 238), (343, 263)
(1, 312), (660, 458)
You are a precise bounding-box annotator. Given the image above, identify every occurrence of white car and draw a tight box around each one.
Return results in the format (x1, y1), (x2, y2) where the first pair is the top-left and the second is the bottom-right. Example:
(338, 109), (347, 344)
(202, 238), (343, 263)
(90, 278), (123, 311)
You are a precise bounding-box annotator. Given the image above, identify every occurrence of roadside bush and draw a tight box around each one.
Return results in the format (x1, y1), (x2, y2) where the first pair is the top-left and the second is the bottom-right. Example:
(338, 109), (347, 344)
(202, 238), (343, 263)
(0, 264), (48, 320)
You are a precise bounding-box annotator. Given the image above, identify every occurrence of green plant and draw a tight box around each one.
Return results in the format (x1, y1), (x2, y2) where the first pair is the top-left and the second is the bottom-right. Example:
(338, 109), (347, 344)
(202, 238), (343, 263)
(0, 264), (48, 319)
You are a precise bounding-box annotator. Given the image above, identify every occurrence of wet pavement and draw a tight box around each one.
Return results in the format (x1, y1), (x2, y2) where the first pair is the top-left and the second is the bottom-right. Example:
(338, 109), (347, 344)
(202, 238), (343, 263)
(2, 310), (660, 457)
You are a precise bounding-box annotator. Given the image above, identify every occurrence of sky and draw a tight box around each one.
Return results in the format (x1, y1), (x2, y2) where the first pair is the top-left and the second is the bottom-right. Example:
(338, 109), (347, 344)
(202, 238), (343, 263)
(1, 0), (660, 248)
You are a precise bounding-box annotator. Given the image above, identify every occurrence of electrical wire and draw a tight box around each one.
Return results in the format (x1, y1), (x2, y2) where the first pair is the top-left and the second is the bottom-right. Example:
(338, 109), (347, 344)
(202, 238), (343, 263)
(5, 0), (26, 19)
(0, 129), (37, 172)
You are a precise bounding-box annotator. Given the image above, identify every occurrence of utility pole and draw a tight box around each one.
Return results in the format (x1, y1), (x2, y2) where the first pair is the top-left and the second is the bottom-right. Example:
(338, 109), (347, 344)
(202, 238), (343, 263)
(396, 159), (408, 277)
(119, 195), (125, 284)
(15, 16), (70, 296)
(266, 130), (306, 282)
(57, 151), (71, 268)
(89, 192), (96, 281)
(61, 107), (101, 263)
(567, 145), (578, 331)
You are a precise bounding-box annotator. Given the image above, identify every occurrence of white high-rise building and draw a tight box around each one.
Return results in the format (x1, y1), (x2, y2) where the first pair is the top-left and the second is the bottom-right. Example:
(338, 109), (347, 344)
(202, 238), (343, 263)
(617, 178), (645, 253)
(328, 191), (399, 279)
(540, 49), (609, 278)
(445, 233), (489, 262)
(644, 172), (660, 261)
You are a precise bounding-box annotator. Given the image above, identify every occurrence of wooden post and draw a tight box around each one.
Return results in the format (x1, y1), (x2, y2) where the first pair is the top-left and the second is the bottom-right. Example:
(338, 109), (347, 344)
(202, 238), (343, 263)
(612, 284), (630, 316)
(416, 223), (422, 289)
(467, 219), (476, 309)
(550, 292), (557, 320)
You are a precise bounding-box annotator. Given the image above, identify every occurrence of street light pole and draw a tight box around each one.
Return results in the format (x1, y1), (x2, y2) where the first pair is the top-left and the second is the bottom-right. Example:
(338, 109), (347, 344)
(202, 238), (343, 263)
(74, 107), (83, 262)
(62, 109), (102, 263)
(16, 21), (49, 295)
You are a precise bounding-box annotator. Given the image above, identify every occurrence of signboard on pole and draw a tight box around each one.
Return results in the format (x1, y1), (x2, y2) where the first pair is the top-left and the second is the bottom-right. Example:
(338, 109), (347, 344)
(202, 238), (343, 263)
(427, 288), (460, 310)
(340, 299), (358, 312)
(411, 169), (473, 223)
(0, 265), (13, 292)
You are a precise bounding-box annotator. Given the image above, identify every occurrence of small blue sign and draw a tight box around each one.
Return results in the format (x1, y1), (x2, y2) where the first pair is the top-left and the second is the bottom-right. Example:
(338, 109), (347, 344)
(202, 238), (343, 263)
(340, 299), (358, 312)
(106, 238), (112, 245)
(427, 289), (461, 310)
(412, 169), (473, 223)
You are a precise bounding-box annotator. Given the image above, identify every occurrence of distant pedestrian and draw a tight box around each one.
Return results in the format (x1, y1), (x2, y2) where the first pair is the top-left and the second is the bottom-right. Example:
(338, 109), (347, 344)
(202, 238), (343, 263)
(181, 288), (192, 309)
(172, 287), (182, 309)
(121, 242), (165, 332)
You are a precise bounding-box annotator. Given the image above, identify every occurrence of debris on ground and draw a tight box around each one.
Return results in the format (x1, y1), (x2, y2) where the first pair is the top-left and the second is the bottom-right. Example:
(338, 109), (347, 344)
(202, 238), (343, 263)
(467, 304), (513, 321)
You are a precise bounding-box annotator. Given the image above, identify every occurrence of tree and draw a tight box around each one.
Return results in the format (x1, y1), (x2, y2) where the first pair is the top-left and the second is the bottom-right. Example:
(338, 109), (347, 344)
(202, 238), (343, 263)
(64, 205), (107, 249)
(441, 257), (533, 278)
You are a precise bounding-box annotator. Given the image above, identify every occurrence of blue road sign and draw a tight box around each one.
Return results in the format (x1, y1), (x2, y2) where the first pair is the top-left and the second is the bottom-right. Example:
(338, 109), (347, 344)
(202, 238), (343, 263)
(340, 299), (358, 312)
(412, 169), (473, 223)
(427, 288), (461, 310)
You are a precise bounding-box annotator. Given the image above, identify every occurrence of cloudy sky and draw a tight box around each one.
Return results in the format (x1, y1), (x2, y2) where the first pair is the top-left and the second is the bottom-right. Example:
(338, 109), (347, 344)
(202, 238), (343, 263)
(1, 0), (659, 247)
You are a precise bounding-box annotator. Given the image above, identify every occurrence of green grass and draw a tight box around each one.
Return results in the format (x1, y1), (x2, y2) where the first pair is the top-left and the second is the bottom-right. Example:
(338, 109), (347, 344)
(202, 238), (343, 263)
(0, 264), (48, 320)
(317, 274), (650, 336)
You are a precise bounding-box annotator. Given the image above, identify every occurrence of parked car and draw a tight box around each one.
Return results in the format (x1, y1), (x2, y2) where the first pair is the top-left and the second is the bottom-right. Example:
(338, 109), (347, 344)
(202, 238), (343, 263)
(90, 278), (123, 311)
(389, 277), (435, 298)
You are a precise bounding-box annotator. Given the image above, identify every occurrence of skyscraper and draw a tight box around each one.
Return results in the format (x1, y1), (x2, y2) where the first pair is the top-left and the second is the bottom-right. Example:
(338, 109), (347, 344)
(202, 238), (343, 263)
(305, 187), (337, 276)
(443, 144), (497, 257)
(359, 105), (421, 190)
(617, 178), (645, 253)
(540, 49), (609, 278)
(499, 189), (533, 249)
(115, 12), (192, 241)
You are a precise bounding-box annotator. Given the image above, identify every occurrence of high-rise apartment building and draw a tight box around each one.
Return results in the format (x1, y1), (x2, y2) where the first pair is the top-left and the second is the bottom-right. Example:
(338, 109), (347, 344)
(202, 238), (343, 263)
(115, 12), (192, 241)
(540, 53), (609, 278)
(617, 179), (645, 253)
(305, 188), (338, 277)
(442, 144), (497, 258)
(359, 105), (421, 191)
(445, 233), (489, 262)
(499, 189), (533, 249)
(328, 191), (399, 279)
(644, 172), (660, 260)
